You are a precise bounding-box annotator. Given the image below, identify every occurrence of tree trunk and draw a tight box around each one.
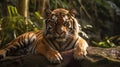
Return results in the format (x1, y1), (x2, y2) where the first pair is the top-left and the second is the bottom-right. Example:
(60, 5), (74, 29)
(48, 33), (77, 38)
(37, 0), (48, 17)
(0, 46), (120, 67)
(0, 0), (8, 16)
(17, 0), (29, 17)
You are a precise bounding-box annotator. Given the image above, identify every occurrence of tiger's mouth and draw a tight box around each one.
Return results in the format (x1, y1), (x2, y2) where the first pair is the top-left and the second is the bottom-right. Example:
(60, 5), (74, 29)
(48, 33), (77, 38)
(55, 37), (66, 42)
(54, 32), (70, 42)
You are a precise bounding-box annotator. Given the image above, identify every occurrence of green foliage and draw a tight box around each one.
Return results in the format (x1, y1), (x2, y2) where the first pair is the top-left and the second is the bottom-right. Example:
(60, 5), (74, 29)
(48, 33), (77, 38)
(108, 35), (120, 46)
(92, 37), (116, 48)
(0, 5), (43, 47)
(30, 11), (43, 30)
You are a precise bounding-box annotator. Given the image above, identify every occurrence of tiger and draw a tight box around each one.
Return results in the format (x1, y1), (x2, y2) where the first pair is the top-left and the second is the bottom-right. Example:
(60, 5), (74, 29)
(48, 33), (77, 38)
(0, 8), (88, 63)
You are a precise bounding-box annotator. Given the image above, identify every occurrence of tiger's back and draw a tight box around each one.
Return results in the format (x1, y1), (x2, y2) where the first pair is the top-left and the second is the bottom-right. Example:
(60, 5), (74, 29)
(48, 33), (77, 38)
(1, 31), (41, 56)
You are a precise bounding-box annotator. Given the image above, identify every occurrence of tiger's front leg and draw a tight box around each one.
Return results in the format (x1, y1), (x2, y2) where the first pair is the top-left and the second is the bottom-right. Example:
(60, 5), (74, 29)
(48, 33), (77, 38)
(36, 43), (63, 63)
(73, 37), (88, 60)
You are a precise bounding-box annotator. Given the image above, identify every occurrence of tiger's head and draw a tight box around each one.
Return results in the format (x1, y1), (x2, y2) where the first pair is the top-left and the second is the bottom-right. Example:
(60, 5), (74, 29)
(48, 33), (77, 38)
(44, 8), (80, 42)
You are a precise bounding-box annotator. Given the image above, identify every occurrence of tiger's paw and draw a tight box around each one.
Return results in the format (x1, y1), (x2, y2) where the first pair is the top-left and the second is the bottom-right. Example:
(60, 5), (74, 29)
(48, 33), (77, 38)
(46, 50), (63, 63)
(0, 49), (7, 59)
(73, 48), (87, 60)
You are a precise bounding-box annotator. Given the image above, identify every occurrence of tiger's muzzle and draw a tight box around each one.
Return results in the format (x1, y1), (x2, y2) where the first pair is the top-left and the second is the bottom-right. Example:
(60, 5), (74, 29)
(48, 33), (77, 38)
(55, 32), (67, 42)
(55, 26), (68, 42)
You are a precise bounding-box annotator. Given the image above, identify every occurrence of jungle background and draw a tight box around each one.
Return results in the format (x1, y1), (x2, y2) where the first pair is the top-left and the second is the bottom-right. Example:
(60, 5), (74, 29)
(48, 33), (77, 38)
(0, 0), (120, 48)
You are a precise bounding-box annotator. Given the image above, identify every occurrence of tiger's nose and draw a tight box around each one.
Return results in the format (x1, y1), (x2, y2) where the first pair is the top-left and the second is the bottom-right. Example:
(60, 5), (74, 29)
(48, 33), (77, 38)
(57, 27), (66, 35)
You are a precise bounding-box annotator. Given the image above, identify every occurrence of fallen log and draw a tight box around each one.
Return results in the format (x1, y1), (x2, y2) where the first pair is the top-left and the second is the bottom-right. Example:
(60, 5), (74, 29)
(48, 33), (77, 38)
(0, 46), (120, 67)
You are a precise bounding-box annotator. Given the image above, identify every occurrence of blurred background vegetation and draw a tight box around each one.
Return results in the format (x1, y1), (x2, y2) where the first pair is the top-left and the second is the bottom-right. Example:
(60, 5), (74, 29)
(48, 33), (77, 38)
(0, 0), (120, 48)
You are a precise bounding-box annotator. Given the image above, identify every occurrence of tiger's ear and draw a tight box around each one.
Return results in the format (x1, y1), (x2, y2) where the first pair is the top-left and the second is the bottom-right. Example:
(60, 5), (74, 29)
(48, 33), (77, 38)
(44, 8), (52, 18)
(69, 9), (77, 17)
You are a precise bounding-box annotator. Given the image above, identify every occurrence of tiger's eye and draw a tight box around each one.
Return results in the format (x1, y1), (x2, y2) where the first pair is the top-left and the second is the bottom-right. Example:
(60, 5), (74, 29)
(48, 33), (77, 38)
(63, 22), (68, 26)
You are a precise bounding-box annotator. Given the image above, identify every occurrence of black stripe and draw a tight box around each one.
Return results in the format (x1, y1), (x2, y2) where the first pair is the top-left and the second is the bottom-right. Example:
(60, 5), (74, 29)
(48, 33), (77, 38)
(8, 43), (20, 52)
(72, 37), (79, 47)
(42, 38), (49, 48)
(21, 34), (26, 44)
(18, 36), (24, 47)
(43, 37), (50, 46)
(18, 35), (25, 47)
(27, 33), (31, 43)
(49, 39), (58, 50)
(44, 36), (57, 50)
(72, 19), (76, 29)
(15, 43), (21, 49)
(32, 42), (38, 54)
(36, 31), (42, 36)
(45, 20), (48, 34)
(35, 31), (40, 35)
(63, 38), (73, 49)
(22, 33), (31, 46)
(29, 33), (35, 44)
(41, 39), (45, 45)
(65, 37), (79, 50)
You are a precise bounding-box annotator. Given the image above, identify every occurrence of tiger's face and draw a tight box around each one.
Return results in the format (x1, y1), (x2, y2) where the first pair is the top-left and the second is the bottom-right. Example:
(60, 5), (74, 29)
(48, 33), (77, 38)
(44, 8), (79, 42)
